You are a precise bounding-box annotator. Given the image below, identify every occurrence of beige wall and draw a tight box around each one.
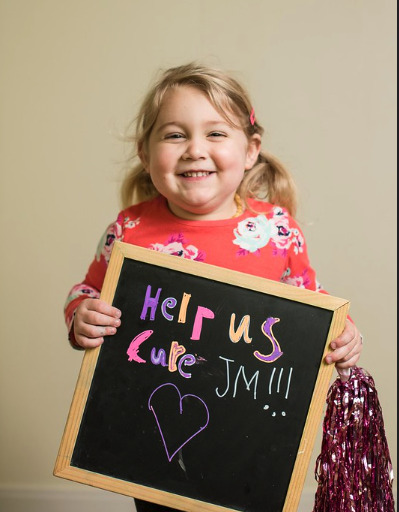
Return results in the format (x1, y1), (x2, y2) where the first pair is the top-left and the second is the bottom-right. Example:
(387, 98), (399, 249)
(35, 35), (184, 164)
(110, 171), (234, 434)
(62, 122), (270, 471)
(0, 0), (396, 508)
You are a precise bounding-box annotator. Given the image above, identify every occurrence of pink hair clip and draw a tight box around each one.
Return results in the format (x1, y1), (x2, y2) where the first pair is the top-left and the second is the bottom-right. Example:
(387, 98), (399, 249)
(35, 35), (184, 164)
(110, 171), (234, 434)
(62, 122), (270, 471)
(249, 107), (256, 126)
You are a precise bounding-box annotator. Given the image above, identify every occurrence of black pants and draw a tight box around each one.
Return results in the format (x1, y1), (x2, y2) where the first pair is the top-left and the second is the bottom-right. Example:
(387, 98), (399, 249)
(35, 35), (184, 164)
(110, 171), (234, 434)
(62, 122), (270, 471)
(134, 498), (178, 512)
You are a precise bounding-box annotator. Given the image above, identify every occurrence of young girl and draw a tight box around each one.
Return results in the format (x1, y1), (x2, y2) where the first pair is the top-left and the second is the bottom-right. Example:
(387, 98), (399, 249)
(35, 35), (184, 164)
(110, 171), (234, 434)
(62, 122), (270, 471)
(64, 62), (363, 512)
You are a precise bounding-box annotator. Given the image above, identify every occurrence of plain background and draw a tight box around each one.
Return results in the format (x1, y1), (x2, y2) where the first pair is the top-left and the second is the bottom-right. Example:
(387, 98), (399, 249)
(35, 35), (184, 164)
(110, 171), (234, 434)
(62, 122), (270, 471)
(0, 1), (396, 510)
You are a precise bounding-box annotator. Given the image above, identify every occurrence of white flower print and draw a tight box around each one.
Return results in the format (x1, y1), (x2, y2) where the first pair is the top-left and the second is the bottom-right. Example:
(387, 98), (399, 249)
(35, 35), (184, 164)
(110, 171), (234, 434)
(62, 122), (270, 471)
(124, 216), (140, 230)
(233, 215), (278, 254)
(233, 208), (306, 258)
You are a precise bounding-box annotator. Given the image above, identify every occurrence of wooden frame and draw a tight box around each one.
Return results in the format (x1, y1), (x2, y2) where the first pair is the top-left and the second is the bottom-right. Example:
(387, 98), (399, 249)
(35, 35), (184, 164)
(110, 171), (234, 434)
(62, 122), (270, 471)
(54, 242), (349, 511)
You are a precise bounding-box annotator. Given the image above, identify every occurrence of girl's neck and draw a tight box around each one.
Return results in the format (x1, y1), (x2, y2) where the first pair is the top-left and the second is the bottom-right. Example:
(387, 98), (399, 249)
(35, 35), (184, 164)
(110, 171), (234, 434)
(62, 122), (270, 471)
(165, 194), (245, 221)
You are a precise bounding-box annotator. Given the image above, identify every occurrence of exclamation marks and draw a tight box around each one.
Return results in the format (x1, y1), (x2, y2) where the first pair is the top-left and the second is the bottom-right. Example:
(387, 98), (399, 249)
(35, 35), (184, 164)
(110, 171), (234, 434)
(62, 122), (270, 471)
(263, 367), (293, 417)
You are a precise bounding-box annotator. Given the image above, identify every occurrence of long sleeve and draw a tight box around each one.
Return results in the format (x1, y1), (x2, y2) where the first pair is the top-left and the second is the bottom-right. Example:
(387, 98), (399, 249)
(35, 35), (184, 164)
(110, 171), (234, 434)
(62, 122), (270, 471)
(263, 206), (324, 293)
(64, 213), (124, 345)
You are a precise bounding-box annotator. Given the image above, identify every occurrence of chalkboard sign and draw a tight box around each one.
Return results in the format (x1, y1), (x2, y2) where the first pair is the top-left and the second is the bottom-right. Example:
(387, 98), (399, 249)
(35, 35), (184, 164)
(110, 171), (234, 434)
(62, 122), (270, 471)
(54, 242), (349, 511)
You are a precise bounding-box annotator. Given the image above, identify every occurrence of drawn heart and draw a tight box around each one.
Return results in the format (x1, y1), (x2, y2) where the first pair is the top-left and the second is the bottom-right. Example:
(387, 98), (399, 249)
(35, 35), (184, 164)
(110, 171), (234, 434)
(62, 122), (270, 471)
(148, 382), (210, 462)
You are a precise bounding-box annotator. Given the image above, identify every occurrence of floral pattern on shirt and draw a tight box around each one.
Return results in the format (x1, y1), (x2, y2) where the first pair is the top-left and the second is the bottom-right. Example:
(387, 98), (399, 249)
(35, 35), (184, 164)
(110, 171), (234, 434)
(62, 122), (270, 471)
(149, 233), (205, 261)
(95, 214), (140, 263)
(233, 215), (278, 255)
(270, 207), (305, 256)
(64, 284), (100, 309)
(233, 207), (305, 257)
(280, 267), (311, 289)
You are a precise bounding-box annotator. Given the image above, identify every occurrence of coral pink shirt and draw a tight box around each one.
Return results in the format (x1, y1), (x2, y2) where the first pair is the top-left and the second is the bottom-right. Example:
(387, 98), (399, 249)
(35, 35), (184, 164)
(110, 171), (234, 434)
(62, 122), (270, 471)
(65, 196), (324, 338)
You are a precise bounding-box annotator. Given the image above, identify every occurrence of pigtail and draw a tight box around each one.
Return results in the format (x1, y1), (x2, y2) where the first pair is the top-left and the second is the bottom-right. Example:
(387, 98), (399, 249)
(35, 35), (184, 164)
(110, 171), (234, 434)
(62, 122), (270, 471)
(239, 150), (298, 218)
(120, 164), (158, 209)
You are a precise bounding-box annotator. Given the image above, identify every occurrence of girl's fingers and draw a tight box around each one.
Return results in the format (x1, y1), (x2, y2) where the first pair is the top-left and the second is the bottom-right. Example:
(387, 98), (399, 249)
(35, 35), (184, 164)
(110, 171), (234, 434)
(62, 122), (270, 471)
(77, 299), (121, 318)
(73, 299), (122, 348)
(325, 319), (362, 366)
(76, 322), (117, 339)
(74, 325), (117, 349)
(81, 310), (121, 330)
(75, 300), (121, 330)
(76, 337), (104, 349)
(85, 299), (121, 319)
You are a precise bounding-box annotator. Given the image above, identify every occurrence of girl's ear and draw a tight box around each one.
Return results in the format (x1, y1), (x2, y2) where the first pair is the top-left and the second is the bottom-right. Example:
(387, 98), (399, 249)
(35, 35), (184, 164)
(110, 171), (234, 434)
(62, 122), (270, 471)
(245, 134), (262, 170)
(138, 142), (149, 172)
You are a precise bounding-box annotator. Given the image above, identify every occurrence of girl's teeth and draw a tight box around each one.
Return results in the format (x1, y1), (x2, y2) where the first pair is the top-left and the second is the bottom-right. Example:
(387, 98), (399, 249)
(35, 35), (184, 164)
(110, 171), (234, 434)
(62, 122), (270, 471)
(183, 171), (210, 177)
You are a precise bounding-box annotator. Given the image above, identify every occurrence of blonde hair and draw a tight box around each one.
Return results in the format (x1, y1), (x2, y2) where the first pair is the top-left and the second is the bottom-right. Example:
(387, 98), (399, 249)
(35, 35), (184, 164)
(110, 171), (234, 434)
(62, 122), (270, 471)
(121, 62), (297, 217)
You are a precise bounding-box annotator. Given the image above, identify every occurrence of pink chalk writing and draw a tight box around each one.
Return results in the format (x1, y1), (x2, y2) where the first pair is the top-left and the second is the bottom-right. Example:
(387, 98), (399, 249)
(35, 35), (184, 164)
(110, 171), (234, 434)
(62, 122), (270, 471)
(126, 330), (153, 363)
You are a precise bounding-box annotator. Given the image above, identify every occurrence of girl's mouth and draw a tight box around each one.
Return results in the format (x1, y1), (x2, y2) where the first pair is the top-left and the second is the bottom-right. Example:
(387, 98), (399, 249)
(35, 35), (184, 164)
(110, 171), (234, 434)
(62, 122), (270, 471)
(181, 171), (212, 177)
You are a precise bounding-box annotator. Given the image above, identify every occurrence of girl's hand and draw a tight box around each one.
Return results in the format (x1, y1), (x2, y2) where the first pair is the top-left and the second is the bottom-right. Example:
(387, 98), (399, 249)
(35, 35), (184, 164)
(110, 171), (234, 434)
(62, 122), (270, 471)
(324, 319), (363, 381)
(73, 298), (121, 349)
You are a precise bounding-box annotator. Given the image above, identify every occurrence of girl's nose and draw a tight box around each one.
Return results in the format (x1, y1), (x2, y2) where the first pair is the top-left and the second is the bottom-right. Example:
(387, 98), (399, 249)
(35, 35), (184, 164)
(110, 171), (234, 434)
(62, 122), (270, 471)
(182, 138), (206, 160)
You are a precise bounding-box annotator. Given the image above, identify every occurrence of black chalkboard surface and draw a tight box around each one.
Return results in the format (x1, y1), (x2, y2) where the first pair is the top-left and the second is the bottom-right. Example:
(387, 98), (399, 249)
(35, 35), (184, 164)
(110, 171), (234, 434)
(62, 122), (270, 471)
(54, 242), (349, 512)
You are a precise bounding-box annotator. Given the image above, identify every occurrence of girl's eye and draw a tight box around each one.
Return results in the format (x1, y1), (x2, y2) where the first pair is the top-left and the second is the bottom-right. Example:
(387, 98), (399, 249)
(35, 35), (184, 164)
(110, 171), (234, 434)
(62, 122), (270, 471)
(209, 132), (226, 138)
(164, 133), (185, 140)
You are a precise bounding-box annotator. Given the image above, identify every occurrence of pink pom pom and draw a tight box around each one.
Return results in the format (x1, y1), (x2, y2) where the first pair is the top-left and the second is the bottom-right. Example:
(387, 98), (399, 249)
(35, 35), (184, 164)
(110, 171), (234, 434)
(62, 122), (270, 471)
(313, 367), (395, 511)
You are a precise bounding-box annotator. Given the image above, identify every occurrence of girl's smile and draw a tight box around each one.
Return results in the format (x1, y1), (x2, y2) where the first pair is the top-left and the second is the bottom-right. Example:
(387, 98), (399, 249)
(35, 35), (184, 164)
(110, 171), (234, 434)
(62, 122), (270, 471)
(140, 86), (260, 220)
(180, 171), (213, 178)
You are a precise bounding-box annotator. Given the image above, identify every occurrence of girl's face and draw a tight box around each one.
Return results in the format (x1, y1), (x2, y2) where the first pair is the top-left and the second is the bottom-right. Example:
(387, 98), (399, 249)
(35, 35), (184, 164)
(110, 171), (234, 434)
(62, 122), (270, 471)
(140, 86), (261, 220)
